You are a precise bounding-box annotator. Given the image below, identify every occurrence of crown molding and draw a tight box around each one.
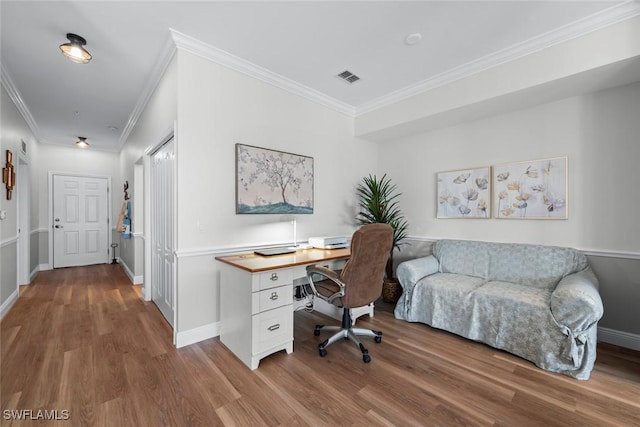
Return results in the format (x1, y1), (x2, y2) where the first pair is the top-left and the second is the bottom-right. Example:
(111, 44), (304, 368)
(117, 33), (177, 152)
(169, 28), (356, 117)
(355, 1), (640, 116)
(0, 63), (42, 141)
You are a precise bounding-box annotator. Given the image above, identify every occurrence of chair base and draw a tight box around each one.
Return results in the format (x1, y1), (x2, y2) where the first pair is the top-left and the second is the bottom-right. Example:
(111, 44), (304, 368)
(314, 308), (382, 363)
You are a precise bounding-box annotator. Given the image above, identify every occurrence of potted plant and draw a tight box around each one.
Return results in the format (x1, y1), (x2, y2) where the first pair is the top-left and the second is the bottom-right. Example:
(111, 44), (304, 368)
(356, 174), (409, 303)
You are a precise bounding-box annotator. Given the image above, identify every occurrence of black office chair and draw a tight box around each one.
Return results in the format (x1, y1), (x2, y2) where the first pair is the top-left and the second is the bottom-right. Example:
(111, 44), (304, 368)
(306, 223), (394, 363)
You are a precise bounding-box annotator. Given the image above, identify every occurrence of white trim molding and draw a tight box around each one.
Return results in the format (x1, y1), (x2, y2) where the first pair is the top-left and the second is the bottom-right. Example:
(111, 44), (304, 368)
(117, 33), (177, 152)
(0, 64), (41, 141)
(582, 249), (640, 260)
(173, 3), (638, 119)
(405, 236), (640, 259)
(30, 265), (40, 282)
(118, 258), (143, 285)
(170, 29), (356, 117)
(175, 321), (220, 348)
(0, 289), (18, 320)
(355, 1), (640, 115)
(1, 235), (18, 247)
(598, 327), (640, 351)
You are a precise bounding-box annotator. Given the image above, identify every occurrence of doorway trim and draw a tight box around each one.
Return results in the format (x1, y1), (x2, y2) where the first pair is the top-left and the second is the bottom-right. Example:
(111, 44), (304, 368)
(17, 150), (30, 284)
(47, 172), (112, 269)
(144, 124), (177, 341)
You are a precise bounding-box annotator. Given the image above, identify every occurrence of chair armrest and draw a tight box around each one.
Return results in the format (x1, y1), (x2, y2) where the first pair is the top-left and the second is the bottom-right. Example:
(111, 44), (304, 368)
(396, 255), (440, 293)
(551, 268), (603, 333)
(306, 264), (340, 281)
(306, 264), (345, 304)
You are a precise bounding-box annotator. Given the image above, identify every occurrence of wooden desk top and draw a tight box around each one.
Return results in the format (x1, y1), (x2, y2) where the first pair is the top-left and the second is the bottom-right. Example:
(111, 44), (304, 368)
(215, 247), (350, 273)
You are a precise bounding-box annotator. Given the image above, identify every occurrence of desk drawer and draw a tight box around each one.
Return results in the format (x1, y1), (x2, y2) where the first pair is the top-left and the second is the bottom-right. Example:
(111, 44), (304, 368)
(258, 269), (293, 290)
(253, 305), (292, 354)
(255, 285), (292, 313)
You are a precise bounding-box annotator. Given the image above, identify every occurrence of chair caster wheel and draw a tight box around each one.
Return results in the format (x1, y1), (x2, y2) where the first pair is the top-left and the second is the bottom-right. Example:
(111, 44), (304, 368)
(363, 354), (371, 363)
(374, 335), (382, 343)
(319, 348), (327, 357)
(313, 325), (322, 336)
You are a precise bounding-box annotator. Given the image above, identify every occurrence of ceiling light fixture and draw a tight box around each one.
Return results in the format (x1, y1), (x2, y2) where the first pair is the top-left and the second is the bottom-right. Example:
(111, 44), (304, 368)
(59, 33), (92, 64)
(75, 137), (89, 148)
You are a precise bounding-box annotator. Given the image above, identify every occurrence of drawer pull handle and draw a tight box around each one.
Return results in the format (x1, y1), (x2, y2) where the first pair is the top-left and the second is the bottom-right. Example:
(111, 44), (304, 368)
(269, 292), (279, 300)
(268, 324), (280, 331)
(270, 273), (279, 281)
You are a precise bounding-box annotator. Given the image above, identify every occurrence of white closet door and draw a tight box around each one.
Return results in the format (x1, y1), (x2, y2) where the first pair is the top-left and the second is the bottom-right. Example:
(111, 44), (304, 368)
(53, 175), (109, 268)
(150, 137), (175, 327)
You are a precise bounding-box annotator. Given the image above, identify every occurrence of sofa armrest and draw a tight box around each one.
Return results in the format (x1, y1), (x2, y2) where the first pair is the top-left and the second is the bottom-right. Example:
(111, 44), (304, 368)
(550, 268), (603, 367)
(551, 268), (603, 333)
(397, 255), (439, 293)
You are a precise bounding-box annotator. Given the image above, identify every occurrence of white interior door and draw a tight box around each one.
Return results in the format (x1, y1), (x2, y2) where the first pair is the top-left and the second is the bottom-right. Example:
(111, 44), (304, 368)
(53, 175), (109, 268)
(150, 137), (175, 327)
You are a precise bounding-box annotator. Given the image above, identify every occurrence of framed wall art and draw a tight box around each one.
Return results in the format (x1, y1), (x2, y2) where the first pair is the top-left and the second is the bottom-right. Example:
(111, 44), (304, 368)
(437, 166), (491, 218)
(236, 144), (313, 214)
(493, 156), (567, 219)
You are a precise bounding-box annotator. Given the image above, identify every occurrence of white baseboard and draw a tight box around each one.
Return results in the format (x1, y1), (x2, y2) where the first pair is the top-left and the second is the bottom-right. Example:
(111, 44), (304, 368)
(118, 258), (143, 285)
(0, 289), (19, 320)
(30, 265), (40, 282)
(175, 322), (220, 348)
(598, 327), (640, 351)
(39, 263), (51, 271)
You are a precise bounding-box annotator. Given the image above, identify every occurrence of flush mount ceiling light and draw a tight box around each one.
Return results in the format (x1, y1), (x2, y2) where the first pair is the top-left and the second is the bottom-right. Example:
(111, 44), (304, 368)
(59, 33), (92, 64)
(75, 137), (89, 148)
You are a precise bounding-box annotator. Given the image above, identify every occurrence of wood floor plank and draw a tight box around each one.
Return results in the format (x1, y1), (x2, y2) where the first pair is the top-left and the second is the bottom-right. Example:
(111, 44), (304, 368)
(1, 264), (639, 426)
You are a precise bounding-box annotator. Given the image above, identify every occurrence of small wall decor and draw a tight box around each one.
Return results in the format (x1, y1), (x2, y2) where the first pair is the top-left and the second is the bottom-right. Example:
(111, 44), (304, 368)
(437, 166), (491, 218)
(236, 144), (313, 214)
(2, 150), (15, 200)
(493, 156), (567, 219)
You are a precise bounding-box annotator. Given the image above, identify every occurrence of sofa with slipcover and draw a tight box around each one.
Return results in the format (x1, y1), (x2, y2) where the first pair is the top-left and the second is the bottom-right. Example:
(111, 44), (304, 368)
(394, 239), (603, 379)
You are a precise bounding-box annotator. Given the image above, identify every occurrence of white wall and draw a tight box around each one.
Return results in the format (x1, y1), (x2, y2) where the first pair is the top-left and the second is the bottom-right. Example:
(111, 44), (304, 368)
(119, 55), (177, 280)
(173, 50), (378, 337)
(34, 143), (120, 268)
(379, 82), (640, 250)
(1, 84), (38, 312)
(378, 82), (640, 336)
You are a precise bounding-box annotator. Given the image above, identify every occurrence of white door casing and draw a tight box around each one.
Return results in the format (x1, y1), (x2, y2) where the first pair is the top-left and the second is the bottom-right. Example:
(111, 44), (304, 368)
(17, 153), (30, 284)
(52, 175), (109, 268)
(150, 137), (175, 327)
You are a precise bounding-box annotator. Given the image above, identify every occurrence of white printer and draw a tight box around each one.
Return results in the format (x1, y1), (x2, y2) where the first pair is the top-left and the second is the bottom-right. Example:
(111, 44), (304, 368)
(308, 236), (348, 249)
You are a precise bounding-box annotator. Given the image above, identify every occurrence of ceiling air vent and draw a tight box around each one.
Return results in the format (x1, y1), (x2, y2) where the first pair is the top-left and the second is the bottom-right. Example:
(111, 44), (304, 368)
(337, 70), (360, 84)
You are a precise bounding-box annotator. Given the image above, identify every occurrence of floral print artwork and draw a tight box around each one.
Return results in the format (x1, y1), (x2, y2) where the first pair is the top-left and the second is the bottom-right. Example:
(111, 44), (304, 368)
(437, 167), (491, 218)
(494, 157), (567, 219)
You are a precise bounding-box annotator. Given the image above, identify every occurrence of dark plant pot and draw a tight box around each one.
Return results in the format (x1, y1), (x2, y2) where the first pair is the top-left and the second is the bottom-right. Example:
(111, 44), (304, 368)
(382, 278), (402, 304)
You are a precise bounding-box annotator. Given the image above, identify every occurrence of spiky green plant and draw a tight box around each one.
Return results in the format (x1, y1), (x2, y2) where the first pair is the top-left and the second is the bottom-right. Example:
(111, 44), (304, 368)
(356, 174), (409, 279)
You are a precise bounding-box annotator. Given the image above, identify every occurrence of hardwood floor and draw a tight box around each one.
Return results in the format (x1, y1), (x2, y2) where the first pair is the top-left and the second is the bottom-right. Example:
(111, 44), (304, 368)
(1, 264), (639, 426)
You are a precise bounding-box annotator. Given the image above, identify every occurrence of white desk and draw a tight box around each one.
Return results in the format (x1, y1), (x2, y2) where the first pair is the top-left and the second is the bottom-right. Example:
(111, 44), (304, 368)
(216, 248), (369, 370)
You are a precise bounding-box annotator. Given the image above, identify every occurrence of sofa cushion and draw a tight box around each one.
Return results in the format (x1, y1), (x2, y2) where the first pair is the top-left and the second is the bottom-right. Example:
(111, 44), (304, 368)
(469, 281), (552, 339)
(486, 243), (589, 290)
(434, 240), (589, 291)
(409, 273), (486, 332)
(433, 240), (490, 279)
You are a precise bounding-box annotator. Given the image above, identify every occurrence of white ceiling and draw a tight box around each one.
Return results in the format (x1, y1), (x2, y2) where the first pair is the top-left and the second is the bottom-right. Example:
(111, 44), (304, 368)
(1, 1), (637, 152)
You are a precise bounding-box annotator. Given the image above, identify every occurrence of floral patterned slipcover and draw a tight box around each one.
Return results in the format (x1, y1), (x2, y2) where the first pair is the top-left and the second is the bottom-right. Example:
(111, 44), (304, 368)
(394, 240), (603, 379)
